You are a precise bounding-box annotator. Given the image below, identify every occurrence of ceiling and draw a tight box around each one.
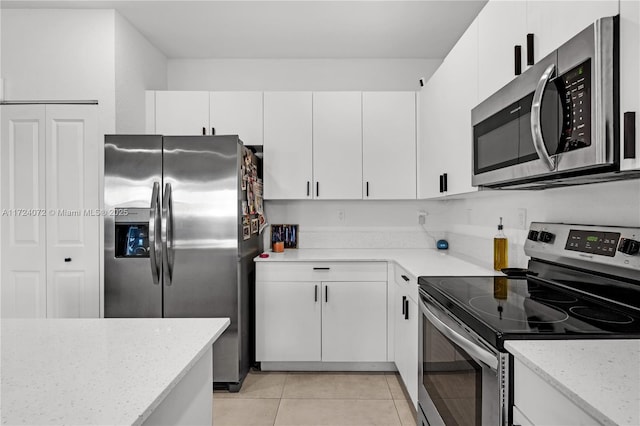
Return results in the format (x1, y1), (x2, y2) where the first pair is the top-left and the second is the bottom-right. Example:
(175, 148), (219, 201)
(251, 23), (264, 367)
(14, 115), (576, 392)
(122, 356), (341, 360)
(2, 1), (487, 59)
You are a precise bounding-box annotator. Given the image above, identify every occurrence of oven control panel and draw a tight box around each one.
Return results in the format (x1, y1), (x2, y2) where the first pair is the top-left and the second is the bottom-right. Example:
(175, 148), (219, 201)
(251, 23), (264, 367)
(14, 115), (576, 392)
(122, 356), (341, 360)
(525, 222), (640, 281)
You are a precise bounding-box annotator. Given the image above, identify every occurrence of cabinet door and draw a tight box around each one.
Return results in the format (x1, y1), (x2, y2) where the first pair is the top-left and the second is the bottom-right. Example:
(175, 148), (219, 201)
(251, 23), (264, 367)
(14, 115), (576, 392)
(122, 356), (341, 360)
(620, 0), (640, 171)
(478, 0), (527, 102)
(263, 92), (313, 199)
(527, 1), (619, 62)
(210, 92), (264, 146)
(417, 80), (447, 198)
(313, 92), (363, 199)
(45, 105), (100, 318)
(155, 91), (209, 136)
(362, 92), (416, 199)
(322, 281), (387, 362)
(255, 281), (321, 361)
(393, 287), (418, 408)
(0, 105), (47, 318)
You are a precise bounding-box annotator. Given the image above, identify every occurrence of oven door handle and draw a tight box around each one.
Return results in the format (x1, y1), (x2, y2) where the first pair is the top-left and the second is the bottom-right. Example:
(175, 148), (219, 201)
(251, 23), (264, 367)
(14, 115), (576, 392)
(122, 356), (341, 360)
(421, 299), (498, 371)
(530, 63), (557, 171)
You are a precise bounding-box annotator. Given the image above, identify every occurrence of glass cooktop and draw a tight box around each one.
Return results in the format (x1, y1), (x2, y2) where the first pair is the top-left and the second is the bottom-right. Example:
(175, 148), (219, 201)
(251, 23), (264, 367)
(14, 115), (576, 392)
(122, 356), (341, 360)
(418, 274), (640, 351)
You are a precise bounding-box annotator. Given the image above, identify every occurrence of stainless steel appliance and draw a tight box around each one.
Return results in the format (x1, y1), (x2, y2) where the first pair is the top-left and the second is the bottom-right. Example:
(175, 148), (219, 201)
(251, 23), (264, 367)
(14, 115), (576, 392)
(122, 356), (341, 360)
(418, 222), (640, 425)
(471, 16), (631, 189)
(104, 135), (261, 391)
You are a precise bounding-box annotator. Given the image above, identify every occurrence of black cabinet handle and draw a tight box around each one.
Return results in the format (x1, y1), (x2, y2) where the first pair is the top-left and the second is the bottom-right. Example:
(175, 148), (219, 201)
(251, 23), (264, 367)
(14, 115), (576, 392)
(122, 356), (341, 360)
(315, 285), (318, 302)
(514, 45), (522, 75)
(313, 267), (330, 270)
(443, 173), (448, 192)
(366, 182), (369, 197)
(64, 257), (72, 262)
(325, 286), (328, 303)
(401, 275), (409, 282)
(307, 181), (310, 196)
(212, 127), (216, 135)
(624, 112), (636, 159)
(402, 296), (406, 315)
(404, 299), (409, 320)
(316, 182), (319, 197)
(202, 127), (206, 135)
(526, 33), (535, 66)
(439, 174), (444, 193)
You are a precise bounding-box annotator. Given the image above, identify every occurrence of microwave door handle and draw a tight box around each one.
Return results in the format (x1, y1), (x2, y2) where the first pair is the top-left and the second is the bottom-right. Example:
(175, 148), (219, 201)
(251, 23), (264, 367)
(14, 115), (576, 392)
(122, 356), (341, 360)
(420, 299), (498, 371)
(149, 182), (161, 284)
(531, 63), (557, 171)
(162, 182), (174, 284)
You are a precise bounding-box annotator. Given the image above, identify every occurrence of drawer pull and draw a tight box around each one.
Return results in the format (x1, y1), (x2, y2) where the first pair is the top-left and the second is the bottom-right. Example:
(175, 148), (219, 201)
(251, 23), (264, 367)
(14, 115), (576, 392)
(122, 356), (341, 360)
(401, 275), (409, 282)
(313, 267), (330, 270)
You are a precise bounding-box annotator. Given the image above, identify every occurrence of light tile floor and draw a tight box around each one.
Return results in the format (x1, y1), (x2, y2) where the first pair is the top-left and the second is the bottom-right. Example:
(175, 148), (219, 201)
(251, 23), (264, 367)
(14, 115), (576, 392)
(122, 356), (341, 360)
(213, 371), (417, 426)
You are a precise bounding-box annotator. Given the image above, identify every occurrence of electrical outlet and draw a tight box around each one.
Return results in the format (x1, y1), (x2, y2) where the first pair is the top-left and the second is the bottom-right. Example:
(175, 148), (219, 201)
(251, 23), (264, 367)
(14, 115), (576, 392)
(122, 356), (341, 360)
(417, 210), (427, 225)
(517, 208), (527, 229)
(337, 209), (345, 223)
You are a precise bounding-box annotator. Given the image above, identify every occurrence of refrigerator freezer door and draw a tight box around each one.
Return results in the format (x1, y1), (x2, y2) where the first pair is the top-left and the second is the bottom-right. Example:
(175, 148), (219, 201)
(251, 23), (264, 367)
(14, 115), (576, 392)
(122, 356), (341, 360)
(104, 135), (163, 317)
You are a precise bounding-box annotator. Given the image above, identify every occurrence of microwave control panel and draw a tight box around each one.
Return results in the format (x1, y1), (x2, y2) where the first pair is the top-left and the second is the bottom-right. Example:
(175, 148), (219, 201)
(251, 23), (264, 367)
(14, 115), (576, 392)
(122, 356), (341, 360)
(558, 59), (591, 152)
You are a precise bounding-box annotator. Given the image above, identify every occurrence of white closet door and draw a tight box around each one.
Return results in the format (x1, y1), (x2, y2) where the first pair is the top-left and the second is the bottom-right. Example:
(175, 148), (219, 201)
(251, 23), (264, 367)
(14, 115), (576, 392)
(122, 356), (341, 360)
(45, 105), (100, 318)
(1, 105), (47, 318)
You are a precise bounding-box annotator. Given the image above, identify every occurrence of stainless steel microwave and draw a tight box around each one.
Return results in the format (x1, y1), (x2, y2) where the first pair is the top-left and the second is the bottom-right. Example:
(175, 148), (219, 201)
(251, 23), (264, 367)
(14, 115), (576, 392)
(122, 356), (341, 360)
(472, 16), (618, 189)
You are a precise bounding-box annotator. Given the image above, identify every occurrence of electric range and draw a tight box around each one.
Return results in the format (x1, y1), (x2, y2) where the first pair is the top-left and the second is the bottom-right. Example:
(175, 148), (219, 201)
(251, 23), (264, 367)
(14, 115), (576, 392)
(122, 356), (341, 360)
(416, 222), (640, 426)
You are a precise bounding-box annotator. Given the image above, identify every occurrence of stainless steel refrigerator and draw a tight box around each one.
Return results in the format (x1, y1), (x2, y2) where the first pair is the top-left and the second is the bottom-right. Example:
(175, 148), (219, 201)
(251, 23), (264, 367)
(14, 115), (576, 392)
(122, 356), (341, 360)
(104, 135), (260, 390)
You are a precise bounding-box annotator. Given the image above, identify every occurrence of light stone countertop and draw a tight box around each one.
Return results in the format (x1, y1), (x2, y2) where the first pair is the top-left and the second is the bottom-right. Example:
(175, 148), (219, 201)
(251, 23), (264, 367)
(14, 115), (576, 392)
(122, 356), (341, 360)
(254, 248), (502, 277)
(505, 340), (640, 426)
(1, 317), (230, 426)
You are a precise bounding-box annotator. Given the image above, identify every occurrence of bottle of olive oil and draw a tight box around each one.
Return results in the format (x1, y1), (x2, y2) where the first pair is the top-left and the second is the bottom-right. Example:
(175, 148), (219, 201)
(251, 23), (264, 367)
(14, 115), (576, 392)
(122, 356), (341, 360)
(494, 217), (508, 271)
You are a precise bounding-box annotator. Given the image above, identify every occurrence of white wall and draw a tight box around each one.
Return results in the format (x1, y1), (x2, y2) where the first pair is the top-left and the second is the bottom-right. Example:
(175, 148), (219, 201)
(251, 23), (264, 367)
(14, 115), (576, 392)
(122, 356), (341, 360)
(168, 59), (441, 91)
(1, 9), (116, 135)
(432, 180), (640, 269)
(114, 13), (167, 133)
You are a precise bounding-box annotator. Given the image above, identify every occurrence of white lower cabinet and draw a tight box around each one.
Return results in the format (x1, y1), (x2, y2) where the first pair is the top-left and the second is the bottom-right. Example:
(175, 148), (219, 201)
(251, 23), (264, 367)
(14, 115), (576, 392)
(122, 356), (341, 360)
(512, 358), (602, 425)
(255, 262), (388, 363)
(392, 265), (418, 408)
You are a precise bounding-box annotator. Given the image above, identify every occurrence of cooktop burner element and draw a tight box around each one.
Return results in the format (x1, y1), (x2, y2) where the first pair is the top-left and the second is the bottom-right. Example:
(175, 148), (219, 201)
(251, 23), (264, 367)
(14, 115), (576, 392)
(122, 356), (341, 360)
(569, 306), (635, 324)
(468, 295), (569, 323)
(528, 291), (578, 304)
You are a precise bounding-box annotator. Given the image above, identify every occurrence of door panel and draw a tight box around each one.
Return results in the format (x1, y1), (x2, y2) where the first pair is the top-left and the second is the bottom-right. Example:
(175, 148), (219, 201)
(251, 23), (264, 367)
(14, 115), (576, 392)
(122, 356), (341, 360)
(322, 281), (387, 362)
(1, 105), (47, 318)
(255, 281), (321, 361)
(210, 92), (264, 145)
(104, 135), (163, 318)
(362, 92), (416, 199)
(263, 92), (313, 199)
(162, 136), (239, 318)
(155, 91), (209, 136)
(313, 92), (363, 199)
(46, 106), (100, 317)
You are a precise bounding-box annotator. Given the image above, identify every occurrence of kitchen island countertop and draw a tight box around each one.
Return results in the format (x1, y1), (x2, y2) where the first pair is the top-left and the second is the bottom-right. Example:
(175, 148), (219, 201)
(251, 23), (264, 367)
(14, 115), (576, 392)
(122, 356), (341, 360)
(254, 248), (501, 277)
(1, 317), (230, 426)
(505, 339), (640, 426)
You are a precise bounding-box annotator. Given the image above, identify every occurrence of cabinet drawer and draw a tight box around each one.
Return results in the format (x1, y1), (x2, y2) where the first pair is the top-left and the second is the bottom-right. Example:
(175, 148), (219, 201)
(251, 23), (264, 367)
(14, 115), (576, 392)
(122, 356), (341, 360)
(394, 263), (418, 303)
(257, 262), (387, 282)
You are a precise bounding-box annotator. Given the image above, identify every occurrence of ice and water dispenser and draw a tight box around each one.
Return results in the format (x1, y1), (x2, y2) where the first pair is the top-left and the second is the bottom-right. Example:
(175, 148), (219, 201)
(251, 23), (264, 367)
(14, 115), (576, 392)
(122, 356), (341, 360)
(114, 208), (150, 258)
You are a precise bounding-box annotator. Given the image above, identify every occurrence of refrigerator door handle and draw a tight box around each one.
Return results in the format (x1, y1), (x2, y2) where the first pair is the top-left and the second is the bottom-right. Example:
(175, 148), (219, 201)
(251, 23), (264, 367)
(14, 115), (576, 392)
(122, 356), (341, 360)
(162, 182), (175, 284)
(149, 182), (161, 284)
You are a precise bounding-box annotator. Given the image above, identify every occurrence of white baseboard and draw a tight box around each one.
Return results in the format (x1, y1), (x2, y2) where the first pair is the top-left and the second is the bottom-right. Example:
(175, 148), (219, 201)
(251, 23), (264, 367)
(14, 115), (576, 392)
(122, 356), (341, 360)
(259, 361), (397, 372)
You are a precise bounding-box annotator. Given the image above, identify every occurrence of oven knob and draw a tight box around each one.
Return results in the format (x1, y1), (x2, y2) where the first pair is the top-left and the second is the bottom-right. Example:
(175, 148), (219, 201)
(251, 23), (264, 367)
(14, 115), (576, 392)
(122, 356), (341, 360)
(538, 231), (555, 243)
(618, 238), (640, 255)
(528, 230), (539, 241)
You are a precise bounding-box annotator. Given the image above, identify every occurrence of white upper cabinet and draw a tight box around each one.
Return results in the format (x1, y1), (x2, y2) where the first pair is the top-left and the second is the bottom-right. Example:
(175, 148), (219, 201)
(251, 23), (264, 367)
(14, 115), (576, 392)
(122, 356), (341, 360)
(526, 1), (619, 63)
(1, 105), (100, 319)
(263, 92), (314, 199)
(620, 0), (640, 171)
(154, 91), (210, 135)
(209, 91), (264, 145)
(478, 0), (527, 102)
(362, 92), (416, 200)
(418, 20), (479, 199)
(312, 92), (363, 200)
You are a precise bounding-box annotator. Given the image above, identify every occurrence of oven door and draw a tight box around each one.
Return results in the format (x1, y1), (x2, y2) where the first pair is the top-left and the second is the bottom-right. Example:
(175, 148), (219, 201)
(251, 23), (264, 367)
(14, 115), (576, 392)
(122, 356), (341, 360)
(418, 293), (502, 426)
